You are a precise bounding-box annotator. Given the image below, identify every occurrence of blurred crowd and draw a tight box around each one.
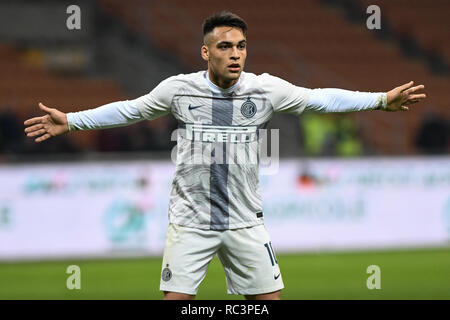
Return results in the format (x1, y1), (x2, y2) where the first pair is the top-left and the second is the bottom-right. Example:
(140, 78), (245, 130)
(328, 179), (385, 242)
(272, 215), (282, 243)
(298, 111), (449, 157)
(0, 0), (448, 159)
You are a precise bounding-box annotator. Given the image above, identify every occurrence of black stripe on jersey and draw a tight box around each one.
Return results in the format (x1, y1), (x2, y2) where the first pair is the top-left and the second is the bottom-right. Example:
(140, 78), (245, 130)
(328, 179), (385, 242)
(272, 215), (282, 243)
(209, 94), (233, 230)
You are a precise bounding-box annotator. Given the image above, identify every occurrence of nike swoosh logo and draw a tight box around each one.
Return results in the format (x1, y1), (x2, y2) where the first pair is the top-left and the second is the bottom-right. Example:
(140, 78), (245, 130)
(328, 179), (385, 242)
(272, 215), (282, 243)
(188, 104), (203, 110)
(274, 273), (281, 280)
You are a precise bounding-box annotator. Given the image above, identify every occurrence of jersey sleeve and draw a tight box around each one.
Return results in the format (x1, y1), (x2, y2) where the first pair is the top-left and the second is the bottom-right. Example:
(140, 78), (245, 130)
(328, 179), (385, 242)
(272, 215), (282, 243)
(133, 75), (181, 120)
(260, 73), (387, 116)
(260, 73), (311, 116)
(305, 88), (387, 113)
(66, 100), (144, 131)
(66, 75), (181, 131)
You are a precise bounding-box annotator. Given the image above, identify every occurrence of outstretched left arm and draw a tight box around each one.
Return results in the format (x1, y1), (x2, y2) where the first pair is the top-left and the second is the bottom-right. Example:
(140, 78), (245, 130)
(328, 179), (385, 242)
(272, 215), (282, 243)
(305, 81), (426, 113)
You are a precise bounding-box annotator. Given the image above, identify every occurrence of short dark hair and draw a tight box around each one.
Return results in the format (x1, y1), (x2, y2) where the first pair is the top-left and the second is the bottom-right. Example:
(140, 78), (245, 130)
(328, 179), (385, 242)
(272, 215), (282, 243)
(202, 11), (247, 38)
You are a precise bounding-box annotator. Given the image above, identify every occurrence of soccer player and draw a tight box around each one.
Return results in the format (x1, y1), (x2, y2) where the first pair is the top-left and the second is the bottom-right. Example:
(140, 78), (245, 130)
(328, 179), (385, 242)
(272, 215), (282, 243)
(24, 11), (426, 300)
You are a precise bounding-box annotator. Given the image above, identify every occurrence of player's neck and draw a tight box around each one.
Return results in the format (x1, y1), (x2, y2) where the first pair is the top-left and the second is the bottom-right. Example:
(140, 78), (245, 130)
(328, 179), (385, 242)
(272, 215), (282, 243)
(208, 70), (239, 89)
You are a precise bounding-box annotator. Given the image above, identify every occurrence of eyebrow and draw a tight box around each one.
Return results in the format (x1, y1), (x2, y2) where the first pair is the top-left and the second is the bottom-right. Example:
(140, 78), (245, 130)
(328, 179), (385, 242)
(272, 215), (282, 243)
(216, 40), (247, 46)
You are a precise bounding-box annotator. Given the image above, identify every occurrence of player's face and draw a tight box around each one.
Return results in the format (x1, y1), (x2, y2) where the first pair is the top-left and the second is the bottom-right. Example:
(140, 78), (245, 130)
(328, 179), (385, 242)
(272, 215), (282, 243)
(201, 26), (247, 88)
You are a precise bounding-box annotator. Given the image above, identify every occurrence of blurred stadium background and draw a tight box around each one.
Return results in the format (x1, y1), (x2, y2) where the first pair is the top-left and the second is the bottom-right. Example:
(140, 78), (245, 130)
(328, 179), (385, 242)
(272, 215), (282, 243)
(0, 0), (449, 299)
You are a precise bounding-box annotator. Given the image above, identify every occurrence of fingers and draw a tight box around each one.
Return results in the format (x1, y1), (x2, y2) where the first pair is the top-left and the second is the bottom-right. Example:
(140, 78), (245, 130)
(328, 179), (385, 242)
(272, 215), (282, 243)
(398, 83), (426, 109)
(24, 102), (52, 126)
(398, 81), (414, 91)
(403, 91), (426, 106)
(27, 128), (47, 138)
(23, 103), (55, 143)
(39, 102), (52, 113)
(24, 116), (44, 126)
(404, 92), (426, 103)
(28, 128), (52, 142)
(409, 93), (426, 99)
(35, 133), (51, 143)
(24, 123), (44, 134)
(405, 84), (425, 94)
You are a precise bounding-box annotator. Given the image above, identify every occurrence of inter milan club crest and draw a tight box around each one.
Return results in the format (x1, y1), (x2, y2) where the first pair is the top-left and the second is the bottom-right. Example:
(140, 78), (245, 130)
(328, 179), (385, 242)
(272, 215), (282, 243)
(162, 264), (172, 282)
(241, 97), (257, 118)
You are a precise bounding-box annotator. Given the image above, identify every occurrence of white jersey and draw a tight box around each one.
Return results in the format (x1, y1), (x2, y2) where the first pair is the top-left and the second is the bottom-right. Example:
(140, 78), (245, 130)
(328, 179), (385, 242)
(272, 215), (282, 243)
(67, 71), (386, 230)
(138, 71), (312, 230)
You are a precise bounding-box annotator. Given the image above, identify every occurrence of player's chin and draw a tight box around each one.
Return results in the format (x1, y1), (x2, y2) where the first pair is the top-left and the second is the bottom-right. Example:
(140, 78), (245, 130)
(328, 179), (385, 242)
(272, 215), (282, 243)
(225, 69), (242, 80)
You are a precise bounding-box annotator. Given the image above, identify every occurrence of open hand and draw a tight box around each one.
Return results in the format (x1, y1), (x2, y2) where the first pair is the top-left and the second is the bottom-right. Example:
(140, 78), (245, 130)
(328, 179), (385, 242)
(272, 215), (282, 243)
(386, 81), (426, 112)
(24, 103), (69, 143)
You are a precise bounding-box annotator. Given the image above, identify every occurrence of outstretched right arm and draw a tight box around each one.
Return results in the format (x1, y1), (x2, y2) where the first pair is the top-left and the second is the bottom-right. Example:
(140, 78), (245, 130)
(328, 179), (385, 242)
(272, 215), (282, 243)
(24, 75), (178, 143)
(24, 100), (145, 143)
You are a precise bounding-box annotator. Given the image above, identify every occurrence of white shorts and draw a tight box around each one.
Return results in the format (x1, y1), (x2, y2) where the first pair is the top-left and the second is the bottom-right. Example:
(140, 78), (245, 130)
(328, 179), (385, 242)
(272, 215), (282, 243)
(159, 223), (284, 296)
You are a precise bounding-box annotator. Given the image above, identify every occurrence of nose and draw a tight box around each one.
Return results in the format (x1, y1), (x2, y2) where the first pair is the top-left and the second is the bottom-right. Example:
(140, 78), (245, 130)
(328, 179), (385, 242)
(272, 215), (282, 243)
(230, 46), (240, 60)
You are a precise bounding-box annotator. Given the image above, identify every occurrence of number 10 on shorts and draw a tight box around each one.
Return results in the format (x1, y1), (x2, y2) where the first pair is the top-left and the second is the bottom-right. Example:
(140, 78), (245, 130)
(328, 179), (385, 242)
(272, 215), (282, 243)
(264, 242), (278, 266)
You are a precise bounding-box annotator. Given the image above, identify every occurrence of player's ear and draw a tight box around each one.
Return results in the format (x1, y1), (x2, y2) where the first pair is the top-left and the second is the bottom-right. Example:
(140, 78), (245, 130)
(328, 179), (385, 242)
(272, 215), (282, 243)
(201, 45), (209, 61)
